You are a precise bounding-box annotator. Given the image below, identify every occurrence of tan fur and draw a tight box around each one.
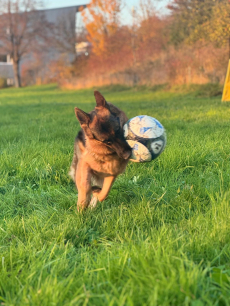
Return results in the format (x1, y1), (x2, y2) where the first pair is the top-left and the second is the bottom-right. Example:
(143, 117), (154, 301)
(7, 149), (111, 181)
(70, 91), (132, 210)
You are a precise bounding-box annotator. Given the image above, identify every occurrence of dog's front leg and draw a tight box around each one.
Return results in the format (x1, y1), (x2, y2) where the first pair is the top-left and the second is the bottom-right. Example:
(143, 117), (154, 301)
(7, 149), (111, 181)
(75, 161), (92, 210)
(93, 176), (116, 203)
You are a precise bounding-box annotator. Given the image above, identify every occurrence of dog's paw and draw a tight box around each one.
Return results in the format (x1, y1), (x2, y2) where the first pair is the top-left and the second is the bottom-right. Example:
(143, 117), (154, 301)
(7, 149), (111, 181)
(88, 196), (98, 209)
(88, 187), (101, 209)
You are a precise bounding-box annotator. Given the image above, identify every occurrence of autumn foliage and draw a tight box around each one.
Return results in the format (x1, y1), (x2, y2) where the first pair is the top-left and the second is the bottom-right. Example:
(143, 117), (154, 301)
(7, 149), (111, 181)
(10, 0), (225, 89)
(81, 0), (122, 55)
(60, 0), (228, 89)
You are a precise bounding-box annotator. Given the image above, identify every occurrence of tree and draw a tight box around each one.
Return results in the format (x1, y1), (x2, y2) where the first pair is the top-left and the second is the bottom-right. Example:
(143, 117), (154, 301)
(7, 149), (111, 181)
(193, 0), (230, 46)
(137, 0), (167, 59)
(81, 0), (122, 55)
(0, 0), (48, 87)
(167, 0), (218, 45)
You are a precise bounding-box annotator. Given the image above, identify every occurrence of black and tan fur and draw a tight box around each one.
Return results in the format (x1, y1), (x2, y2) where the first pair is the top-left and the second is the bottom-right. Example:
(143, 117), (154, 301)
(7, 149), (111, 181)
(69, 91), (132, 210)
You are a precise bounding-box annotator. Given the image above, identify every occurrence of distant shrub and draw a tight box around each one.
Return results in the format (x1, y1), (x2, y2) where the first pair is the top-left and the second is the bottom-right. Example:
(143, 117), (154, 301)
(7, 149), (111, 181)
(150, 84), (168, 92)
(98, 84), (131, 92)
(0, 78), (7, 89)
(194, 83), (223, 98)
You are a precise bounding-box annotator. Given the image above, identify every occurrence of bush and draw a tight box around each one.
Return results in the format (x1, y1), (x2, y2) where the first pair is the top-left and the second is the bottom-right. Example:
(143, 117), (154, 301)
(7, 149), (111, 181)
(193, 83), (223, 98)
(0, 78), (7, 89)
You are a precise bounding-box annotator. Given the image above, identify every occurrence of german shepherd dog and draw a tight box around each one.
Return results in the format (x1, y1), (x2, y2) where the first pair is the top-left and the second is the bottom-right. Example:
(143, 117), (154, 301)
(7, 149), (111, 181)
(69, 91), (132, 210)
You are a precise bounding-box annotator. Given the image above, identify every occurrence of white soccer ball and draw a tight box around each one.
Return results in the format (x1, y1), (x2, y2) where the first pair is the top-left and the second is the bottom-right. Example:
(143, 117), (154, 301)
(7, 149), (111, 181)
(123, 115), (166, 162)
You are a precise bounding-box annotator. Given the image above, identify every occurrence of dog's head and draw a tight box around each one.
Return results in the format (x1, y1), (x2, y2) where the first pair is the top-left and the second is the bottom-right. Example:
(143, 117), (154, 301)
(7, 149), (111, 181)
(75, 91), (132, 160)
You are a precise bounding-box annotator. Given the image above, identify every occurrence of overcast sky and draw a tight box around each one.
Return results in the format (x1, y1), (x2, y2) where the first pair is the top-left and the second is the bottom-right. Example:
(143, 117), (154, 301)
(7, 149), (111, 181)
(45, 0), (168, 25)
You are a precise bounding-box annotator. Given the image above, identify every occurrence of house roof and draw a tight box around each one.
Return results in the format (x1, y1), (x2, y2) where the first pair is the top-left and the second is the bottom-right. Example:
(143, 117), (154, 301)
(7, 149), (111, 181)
(40, 5), (87, 24)
(40, 5), (87, 13)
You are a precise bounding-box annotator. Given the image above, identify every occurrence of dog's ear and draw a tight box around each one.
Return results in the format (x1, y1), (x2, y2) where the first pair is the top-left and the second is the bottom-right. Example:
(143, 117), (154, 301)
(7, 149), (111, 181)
(94, 91), (107, 108)
(75, 107), (90, 125)
(75, 107), (93, 138)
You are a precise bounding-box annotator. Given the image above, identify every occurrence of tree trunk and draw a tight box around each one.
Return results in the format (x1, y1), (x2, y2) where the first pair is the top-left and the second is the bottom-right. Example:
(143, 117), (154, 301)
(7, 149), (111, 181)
(13, 60), (21, 88)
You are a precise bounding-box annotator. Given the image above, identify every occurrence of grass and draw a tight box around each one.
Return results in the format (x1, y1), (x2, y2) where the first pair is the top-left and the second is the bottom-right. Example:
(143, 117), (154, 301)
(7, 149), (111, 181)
(0, 83), (230, 305)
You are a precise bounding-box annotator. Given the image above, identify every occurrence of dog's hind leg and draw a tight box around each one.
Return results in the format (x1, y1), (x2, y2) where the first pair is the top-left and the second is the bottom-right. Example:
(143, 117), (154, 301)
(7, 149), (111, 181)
(69, 158), (77, 182)
(69, 137), (82, 182)
(69, 148), (78, 182)
(88, 175), (103, 209)
(88, 189), (100, 209)
(91, 175), (103, 190)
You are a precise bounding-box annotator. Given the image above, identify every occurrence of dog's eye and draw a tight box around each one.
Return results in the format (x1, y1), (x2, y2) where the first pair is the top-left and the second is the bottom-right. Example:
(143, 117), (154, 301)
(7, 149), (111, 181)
(103, 139), (112, 145)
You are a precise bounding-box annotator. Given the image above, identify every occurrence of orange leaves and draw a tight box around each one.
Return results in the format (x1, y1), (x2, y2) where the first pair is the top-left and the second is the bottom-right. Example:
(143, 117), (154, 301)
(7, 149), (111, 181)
(81, 0), (122, 55)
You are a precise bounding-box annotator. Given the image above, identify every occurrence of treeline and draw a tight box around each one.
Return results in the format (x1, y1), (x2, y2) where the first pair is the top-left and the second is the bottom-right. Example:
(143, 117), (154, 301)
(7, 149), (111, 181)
(59, 0), (228, 89)
(17, 0), (228, 88)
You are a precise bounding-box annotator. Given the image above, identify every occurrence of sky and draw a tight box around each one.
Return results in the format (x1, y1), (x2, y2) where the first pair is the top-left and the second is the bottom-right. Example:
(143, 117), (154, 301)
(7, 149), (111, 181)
(45, 0), (168, 25)
(46, 0), (154, 9)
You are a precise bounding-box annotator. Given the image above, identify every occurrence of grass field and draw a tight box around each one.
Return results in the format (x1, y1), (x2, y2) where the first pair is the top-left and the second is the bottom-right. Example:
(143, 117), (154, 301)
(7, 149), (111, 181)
(0, 84), (230, 305)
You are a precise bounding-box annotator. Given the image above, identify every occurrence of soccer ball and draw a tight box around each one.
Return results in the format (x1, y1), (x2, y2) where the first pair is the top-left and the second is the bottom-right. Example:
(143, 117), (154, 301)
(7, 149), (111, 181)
(123, 115), (166, 162)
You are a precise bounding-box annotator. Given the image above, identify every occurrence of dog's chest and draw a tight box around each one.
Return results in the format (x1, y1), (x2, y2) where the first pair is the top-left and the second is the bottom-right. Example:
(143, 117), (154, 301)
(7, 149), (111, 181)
(88, 154), (128, 176)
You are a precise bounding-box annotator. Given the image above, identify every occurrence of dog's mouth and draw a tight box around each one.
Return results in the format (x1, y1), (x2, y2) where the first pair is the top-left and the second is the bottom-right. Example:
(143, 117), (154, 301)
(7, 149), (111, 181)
(111, 141), (132, 160)
(92, 133), (132, 160)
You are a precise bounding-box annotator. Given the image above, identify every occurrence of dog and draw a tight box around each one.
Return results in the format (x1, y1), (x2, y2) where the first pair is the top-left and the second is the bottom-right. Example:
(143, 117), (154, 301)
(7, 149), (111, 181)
(69, 91), (132, 210)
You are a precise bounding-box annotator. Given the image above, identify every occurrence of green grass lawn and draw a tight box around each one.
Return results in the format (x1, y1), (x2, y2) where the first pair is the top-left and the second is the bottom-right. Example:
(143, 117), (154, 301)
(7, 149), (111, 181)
(0, 84), (230, 305)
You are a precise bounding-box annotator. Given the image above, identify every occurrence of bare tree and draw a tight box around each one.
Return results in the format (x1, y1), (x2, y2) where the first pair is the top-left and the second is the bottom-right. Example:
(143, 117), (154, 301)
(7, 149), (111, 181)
(139, 0), (156, 21)
(52, 11), (77, 55)
(0, 0), (49, 87)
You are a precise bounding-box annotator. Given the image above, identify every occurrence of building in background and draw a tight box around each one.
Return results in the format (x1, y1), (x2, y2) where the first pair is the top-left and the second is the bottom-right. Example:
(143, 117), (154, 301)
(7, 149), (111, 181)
(76, 42), (91, 56)
(0, 4), (86, 86)
(0, 55), (14, 85)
